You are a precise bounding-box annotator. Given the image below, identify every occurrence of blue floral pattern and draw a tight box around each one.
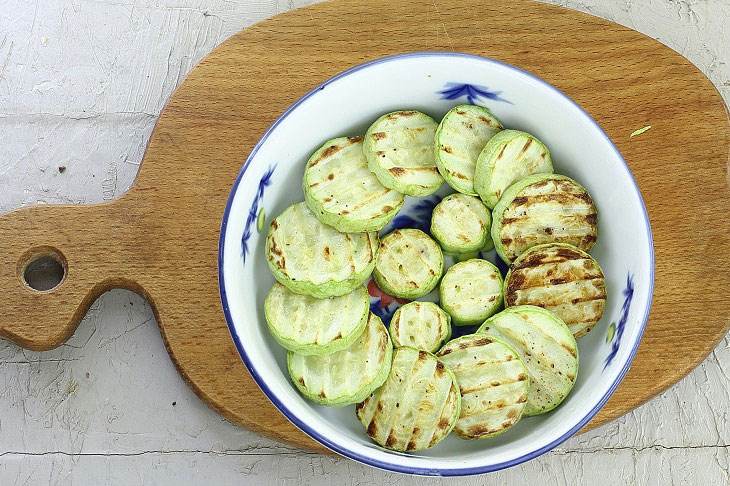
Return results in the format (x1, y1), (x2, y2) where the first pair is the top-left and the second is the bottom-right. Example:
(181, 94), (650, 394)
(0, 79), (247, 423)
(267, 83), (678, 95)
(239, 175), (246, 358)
(437, 82), (512, 105)
(604, 273), (635, 370)
(385, 195), (442, 233)
(241, 165), (276, 262)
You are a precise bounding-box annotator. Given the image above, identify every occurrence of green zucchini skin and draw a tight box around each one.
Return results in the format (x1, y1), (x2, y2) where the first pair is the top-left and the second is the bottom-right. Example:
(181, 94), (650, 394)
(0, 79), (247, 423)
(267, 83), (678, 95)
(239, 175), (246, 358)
(474, 129), (553, 208)
(478, 306), (578, 416)
(266, 202), (378, 298)
(303, 136), (405, 232)
(439, 259), (503, 326)
(430, 193), (491, 253)
(434, 104), (503, 195)
(436, 334), (529, 439)
(491, 173), (598, 264)
(363, 110), (443, 197)
(288, 312), (392, 407)
(356, 346), (460, 451)
(389, 301), (452, 353)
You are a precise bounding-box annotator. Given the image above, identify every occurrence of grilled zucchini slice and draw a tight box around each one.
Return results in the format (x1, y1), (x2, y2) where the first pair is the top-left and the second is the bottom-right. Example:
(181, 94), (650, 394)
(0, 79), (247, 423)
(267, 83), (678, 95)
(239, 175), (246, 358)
(356, 347), (460, 451)
(288, 312), (392, 407)
(363, 111), (443, 197)
(303, 136), (405, 232)
(478, 306), (578, 416)
(436, 334), (529, 439)
(389, 301), (452, 353)
(430, 193), (491, 253)
(439, 259), (503, 326)
(265, 282), (369, 355)
(474, 129), (554, 208)
(504, 243), (606, 339)
(266, 202), (378, 298)
(373, 228), (443, 299)
(491, 174), (598, 264)
(434, 104), (503, 195)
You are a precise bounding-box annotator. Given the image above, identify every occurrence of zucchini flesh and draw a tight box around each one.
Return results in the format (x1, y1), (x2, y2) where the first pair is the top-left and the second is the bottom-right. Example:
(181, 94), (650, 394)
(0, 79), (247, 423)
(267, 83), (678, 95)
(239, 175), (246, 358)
(389, 301), (452, 353)
(430, 193), (491, 253)
(439, 259), (503, 326)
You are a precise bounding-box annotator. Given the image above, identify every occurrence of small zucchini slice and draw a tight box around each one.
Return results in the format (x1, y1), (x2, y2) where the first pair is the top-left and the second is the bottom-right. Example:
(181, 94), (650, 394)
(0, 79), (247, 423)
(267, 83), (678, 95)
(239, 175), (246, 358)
(430, 193), (491, 253)
(436, 334), (529, 439)
(373, 228), (443, 299)
(474, 129), (554, 208)
(363, 110), (443, 197)
(504, 243), (607, 339)
(478, 306), (578, 416)
(434, 104), (503, 195)
(356, 346), (460, 451)
(266, 202), (378, 298)
(491, 173), (598, 264)
(439, 259), (503, 326)
(303, 136), (405, 232)
(389, 301), (452, 353)
(288, 312), (392, 407)
(265, 282), (369, 355)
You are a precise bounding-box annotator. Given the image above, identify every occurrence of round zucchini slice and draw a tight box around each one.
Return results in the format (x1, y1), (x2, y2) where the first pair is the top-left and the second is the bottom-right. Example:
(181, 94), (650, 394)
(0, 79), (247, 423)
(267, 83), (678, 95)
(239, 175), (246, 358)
(474, 129), (554, 208)
(478, 306), (578, 416)
(436, 334), (529, 439)
(266, 202), (379, 298)
(434, 104), (503, 195)
(491, 173), (598, 264)
(303, 136), (405, 232)
(363, 110), (443, 197)
(356, 347), (460, 451)
(439, 259), (503, 326)
(504, 243), (606, 339)
(265, 282), (370, 356)
(373, 228), (443, 299)
(389, 301), (452, 353)
(288, 312), (392, 407)
(430, 193), (491, 253)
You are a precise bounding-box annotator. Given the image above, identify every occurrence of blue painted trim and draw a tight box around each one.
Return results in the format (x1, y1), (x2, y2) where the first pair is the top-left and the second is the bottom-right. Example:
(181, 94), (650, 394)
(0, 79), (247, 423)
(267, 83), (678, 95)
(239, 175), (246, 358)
(218, 51), (655, 477)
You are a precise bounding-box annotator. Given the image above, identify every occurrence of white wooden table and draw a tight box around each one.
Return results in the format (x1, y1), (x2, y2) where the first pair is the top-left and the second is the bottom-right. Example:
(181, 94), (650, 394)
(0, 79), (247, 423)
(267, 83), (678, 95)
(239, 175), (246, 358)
(1, 0), (729, 483)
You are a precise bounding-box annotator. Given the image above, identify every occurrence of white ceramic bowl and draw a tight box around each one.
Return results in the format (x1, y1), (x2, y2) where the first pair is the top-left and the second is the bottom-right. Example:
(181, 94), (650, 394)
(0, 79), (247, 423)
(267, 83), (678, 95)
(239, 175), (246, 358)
(219, 52), (654, 476)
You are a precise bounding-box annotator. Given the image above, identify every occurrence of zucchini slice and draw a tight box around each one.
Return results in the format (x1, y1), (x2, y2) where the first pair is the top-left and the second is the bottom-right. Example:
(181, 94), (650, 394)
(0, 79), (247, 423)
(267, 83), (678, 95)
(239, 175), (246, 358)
(363, 110), (443, 197)
(288, 312), (392, 407)
(434, 104), (503, 195)
(504, 243), (606, 339)
(356, 347), (460, 451)
(474, 129), (554, 208)
(373, 228), (443, 299)
(491, 174), (598, 264)
(478, 306), (578, 416)
(439, 259), (503, 326)
(266, 202), (379, 298)
(303, 136), (405, 232)
(265, 282), (369, 355)
(389, 301), (452, 353)
(430, 193), (491, 253)
(436, 334), (529, 439)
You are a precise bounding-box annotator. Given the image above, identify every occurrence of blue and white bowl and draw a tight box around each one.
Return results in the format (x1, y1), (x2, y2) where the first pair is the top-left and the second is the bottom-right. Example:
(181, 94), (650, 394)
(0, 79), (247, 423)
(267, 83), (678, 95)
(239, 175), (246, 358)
(218, 52), (654, 476)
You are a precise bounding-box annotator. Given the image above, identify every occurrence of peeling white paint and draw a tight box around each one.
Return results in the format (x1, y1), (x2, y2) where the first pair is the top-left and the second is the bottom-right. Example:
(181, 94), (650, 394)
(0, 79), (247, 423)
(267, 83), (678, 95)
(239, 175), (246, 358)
(0, 0), (729, 484)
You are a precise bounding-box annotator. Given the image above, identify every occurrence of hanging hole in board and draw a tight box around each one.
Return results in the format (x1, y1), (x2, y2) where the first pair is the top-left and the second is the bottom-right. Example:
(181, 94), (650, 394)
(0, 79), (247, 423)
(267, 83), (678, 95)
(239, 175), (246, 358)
(19, 247), (67, 292)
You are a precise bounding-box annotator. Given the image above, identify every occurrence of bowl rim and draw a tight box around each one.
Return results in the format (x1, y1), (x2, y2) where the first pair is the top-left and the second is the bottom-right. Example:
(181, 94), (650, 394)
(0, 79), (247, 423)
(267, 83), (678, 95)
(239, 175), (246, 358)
(218, 51), (655, 476)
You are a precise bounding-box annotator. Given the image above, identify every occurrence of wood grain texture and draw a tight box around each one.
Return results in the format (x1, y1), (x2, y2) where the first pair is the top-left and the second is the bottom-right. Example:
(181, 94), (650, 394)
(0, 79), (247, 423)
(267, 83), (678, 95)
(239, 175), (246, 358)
(0, 0), (728, 455)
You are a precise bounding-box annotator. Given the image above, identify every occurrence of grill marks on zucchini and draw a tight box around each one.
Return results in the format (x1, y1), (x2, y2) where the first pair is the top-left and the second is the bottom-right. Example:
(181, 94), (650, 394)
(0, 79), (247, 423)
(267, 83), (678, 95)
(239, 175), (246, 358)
(266, 202), (379, 298)
(288, 312), (392, 407)
(265, 282), (369, 355)
(439, 259), (503, 326)
(304, 136), (405, 232)
(505, 243), (606, 338)
(430, 193), (491, 253)
(434, 105), (503, 195)
(390, 301), (452, 353)
(478, 306), (578, 416)
(364, 111), (443, 197)
(373, 229), (444, 299)
(492, 174), (598, 263)
(436, 335), (529, 439)
(356, 347), (460, 451)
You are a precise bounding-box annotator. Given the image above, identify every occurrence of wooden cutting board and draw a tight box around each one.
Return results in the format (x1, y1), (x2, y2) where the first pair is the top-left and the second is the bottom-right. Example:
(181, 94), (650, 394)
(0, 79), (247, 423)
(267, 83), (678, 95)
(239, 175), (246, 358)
(1, 0), (729, 454)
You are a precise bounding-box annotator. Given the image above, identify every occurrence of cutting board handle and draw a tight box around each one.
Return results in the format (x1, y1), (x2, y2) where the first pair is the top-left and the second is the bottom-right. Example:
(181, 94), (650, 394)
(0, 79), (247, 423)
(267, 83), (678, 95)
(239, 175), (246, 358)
(0, 198), (148, 351)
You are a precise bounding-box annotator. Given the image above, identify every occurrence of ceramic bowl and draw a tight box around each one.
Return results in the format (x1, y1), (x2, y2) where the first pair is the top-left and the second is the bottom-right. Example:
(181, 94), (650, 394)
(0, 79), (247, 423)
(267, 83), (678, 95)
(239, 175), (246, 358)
(218, 52), (654, 476)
